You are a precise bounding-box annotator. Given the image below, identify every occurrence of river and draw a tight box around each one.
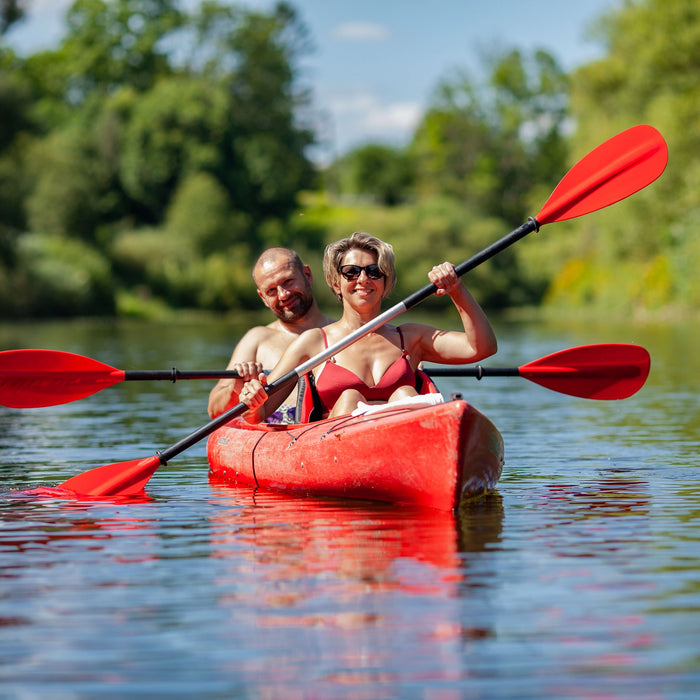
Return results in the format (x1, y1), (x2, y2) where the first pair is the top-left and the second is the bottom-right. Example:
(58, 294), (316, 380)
(1, 315), (698, 698)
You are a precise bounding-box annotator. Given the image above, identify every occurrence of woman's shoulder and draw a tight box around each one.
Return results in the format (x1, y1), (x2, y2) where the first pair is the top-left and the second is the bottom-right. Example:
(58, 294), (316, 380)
(294, 325), (329, 350)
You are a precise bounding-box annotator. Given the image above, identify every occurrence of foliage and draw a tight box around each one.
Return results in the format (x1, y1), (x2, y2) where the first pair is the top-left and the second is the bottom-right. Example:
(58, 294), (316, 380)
(410, 49), (569, 226)
(287, 192), (538, 312)
(0, 64), (34, 150)
(165, 171), (246, 254)
(119, 76), (231, 217)
(0, 0), (25, 34)
(0, 0), (315, 317)
(543, 0), (700, 316)
(327, 144), (416, 206)
(59, 0), (182, 99)
(24, 125), (111, 241)
(0, 233), (114, 317)
(1, 0), (699, 319)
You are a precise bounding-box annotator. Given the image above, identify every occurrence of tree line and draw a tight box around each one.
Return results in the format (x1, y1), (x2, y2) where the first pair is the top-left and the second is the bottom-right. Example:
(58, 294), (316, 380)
(0, 0), (697, 319)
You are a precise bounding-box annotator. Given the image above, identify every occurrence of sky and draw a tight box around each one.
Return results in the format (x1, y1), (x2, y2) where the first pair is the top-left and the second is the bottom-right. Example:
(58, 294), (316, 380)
(5, 0), (620, 163)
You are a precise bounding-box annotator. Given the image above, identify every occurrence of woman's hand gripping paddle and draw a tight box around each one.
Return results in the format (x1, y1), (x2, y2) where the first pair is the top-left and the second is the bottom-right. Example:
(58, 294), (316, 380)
(56, 124), (667, 497)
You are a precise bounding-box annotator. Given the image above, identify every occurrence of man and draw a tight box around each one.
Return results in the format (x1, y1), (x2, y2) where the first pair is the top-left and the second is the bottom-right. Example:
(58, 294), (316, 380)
(207, 247), (331, 421)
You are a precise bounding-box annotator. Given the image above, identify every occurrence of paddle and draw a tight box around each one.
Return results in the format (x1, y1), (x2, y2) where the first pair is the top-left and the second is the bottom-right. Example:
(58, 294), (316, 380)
(1, 343), (648, 409)
(424, 343), (650, 400)
(57, 124), (668, 497)
(0, 349), (242, 409)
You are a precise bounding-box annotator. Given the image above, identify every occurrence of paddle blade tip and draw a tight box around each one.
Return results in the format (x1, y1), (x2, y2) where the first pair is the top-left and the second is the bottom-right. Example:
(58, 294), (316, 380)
(536, 124), (668, 226)
(59, 454), (163, 497)
(520, 343), (651, 400)
(0, 348), (125, 408)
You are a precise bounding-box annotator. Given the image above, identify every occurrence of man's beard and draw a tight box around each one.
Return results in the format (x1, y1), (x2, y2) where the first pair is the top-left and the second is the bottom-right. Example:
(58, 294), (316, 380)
(273, 289), (313, 322)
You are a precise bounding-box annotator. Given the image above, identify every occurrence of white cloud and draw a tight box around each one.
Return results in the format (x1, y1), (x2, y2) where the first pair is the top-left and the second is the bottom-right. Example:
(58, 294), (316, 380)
(331, 91), (421, 129)
(365, 102), (422, 132)
(332, 22), (389, 41)
(326, 90), (423, 154)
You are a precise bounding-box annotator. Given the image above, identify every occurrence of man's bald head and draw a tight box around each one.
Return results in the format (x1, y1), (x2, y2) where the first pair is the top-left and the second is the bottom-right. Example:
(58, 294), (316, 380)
(252, 248), (304, 286)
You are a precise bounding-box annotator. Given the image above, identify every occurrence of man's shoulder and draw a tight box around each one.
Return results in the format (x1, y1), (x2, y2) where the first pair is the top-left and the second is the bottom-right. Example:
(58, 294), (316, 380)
(242, 322), (281, 340)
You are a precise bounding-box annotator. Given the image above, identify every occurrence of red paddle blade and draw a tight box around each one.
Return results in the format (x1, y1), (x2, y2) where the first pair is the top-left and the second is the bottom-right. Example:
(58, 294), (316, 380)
(537, 125), (668, 225)
(59, 454), (163, 497)
(519, 343), (651, 400)
(0, 349), (124, 408)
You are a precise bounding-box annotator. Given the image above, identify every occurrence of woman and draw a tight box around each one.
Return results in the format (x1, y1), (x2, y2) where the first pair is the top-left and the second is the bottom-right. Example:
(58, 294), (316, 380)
(240, 231), (497, 422)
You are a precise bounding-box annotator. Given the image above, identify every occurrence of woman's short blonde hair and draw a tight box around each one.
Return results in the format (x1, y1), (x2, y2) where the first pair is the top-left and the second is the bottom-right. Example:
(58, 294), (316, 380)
(323, 231), (397, 300)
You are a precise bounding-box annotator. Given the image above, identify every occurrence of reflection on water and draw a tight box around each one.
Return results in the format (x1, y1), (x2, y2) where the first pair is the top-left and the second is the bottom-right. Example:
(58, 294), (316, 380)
(1, 316), (699, 697)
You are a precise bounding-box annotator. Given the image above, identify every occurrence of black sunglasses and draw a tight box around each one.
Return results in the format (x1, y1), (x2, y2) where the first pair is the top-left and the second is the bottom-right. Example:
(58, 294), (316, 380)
(338, 264), (384, 281)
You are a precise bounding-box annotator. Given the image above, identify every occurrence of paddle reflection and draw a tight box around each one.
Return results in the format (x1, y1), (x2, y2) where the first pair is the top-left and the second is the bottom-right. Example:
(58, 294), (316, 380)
(3, 485), (155, 505)
(0, 489), (158, 566)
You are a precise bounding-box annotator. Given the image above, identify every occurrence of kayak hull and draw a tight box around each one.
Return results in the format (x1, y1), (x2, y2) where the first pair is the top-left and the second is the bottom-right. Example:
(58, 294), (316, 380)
(207, 400), (504, 511)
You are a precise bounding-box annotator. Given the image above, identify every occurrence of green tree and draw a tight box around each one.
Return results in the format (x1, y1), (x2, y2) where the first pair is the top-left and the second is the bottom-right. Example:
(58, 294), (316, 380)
(0, 56), (36, 238)
(411, 49), (569, 225)
(165, 171), (248, 255)
(330, 144), (416, 206)
(22, 87), (139, 243)
(0, 0), (25, 34)
(552, 0), (700, 313)
(0, 59), (33, 151)
(120, 76), (231, 218)
(219, 1), (316, 223)
(58, 0), (182, 101)
(120, 2), (315, 230)
(2, 232), (114, 317)
(0, 1), (318, 317)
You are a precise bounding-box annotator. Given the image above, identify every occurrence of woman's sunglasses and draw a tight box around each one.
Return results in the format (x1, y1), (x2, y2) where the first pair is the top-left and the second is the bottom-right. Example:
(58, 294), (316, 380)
(338, 264), (384, 281)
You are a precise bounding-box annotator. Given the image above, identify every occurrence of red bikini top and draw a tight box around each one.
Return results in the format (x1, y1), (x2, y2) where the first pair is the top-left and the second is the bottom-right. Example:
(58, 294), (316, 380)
(314, 326), (417, 413)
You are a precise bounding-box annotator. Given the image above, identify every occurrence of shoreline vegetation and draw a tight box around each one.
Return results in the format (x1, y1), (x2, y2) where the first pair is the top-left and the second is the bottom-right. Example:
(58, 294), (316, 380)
(2, 302), (696, 337)
(1, 0), (697, 323)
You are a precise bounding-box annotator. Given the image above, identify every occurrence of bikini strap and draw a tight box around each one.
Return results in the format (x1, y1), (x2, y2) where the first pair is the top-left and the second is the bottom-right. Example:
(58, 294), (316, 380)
(397, 326), (408, 357)
(320, 326), (335, 363)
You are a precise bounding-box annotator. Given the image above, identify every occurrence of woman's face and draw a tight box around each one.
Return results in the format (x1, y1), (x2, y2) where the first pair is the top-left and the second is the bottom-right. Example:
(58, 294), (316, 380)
(334, 248), (385, 307)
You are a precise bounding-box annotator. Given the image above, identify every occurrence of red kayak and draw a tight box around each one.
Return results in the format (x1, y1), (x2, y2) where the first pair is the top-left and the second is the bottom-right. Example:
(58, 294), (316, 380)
(207, 399), (504, 511)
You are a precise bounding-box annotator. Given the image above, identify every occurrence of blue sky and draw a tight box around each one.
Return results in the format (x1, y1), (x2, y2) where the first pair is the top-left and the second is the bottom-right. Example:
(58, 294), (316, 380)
(5, 0), (619, 162)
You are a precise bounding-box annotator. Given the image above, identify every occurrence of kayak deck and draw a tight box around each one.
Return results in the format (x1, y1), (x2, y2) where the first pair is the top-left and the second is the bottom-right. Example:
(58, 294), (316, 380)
(207, 399), (504, 511)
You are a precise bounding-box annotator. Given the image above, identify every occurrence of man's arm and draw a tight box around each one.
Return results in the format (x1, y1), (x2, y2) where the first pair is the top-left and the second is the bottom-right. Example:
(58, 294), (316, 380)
(207, 328), (267, 418)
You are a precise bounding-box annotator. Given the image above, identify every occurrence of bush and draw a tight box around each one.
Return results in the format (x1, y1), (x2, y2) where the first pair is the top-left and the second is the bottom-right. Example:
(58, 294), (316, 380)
(196, 248), (259, 311)
(1, 233), (115, 317)
(111, 226), (199, 306)
(164, 172), (250, 255)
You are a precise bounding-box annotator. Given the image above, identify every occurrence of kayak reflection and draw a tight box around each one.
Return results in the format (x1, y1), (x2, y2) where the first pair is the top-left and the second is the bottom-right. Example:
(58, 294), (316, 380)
(208, 477), (504, 583)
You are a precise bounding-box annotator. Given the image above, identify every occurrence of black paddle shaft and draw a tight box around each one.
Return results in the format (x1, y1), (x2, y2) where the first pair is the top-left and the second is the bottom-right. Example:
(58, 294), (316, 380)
(156, 374), (299, 464)
(124, 369), (241, 382)
(426, 366), (520, 379)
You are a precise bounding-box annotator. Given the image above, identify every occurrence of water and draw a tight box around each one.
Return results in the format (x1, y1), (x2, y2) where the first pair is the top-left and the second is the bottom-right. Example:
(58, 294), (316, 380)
(1, 316), (699, 698)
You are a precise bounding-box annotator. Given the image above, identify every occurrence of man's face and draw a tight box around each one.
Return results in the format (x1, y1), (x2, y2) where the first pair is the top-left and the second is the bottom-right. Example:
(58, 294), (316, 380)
(255, 259), (314, 322)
